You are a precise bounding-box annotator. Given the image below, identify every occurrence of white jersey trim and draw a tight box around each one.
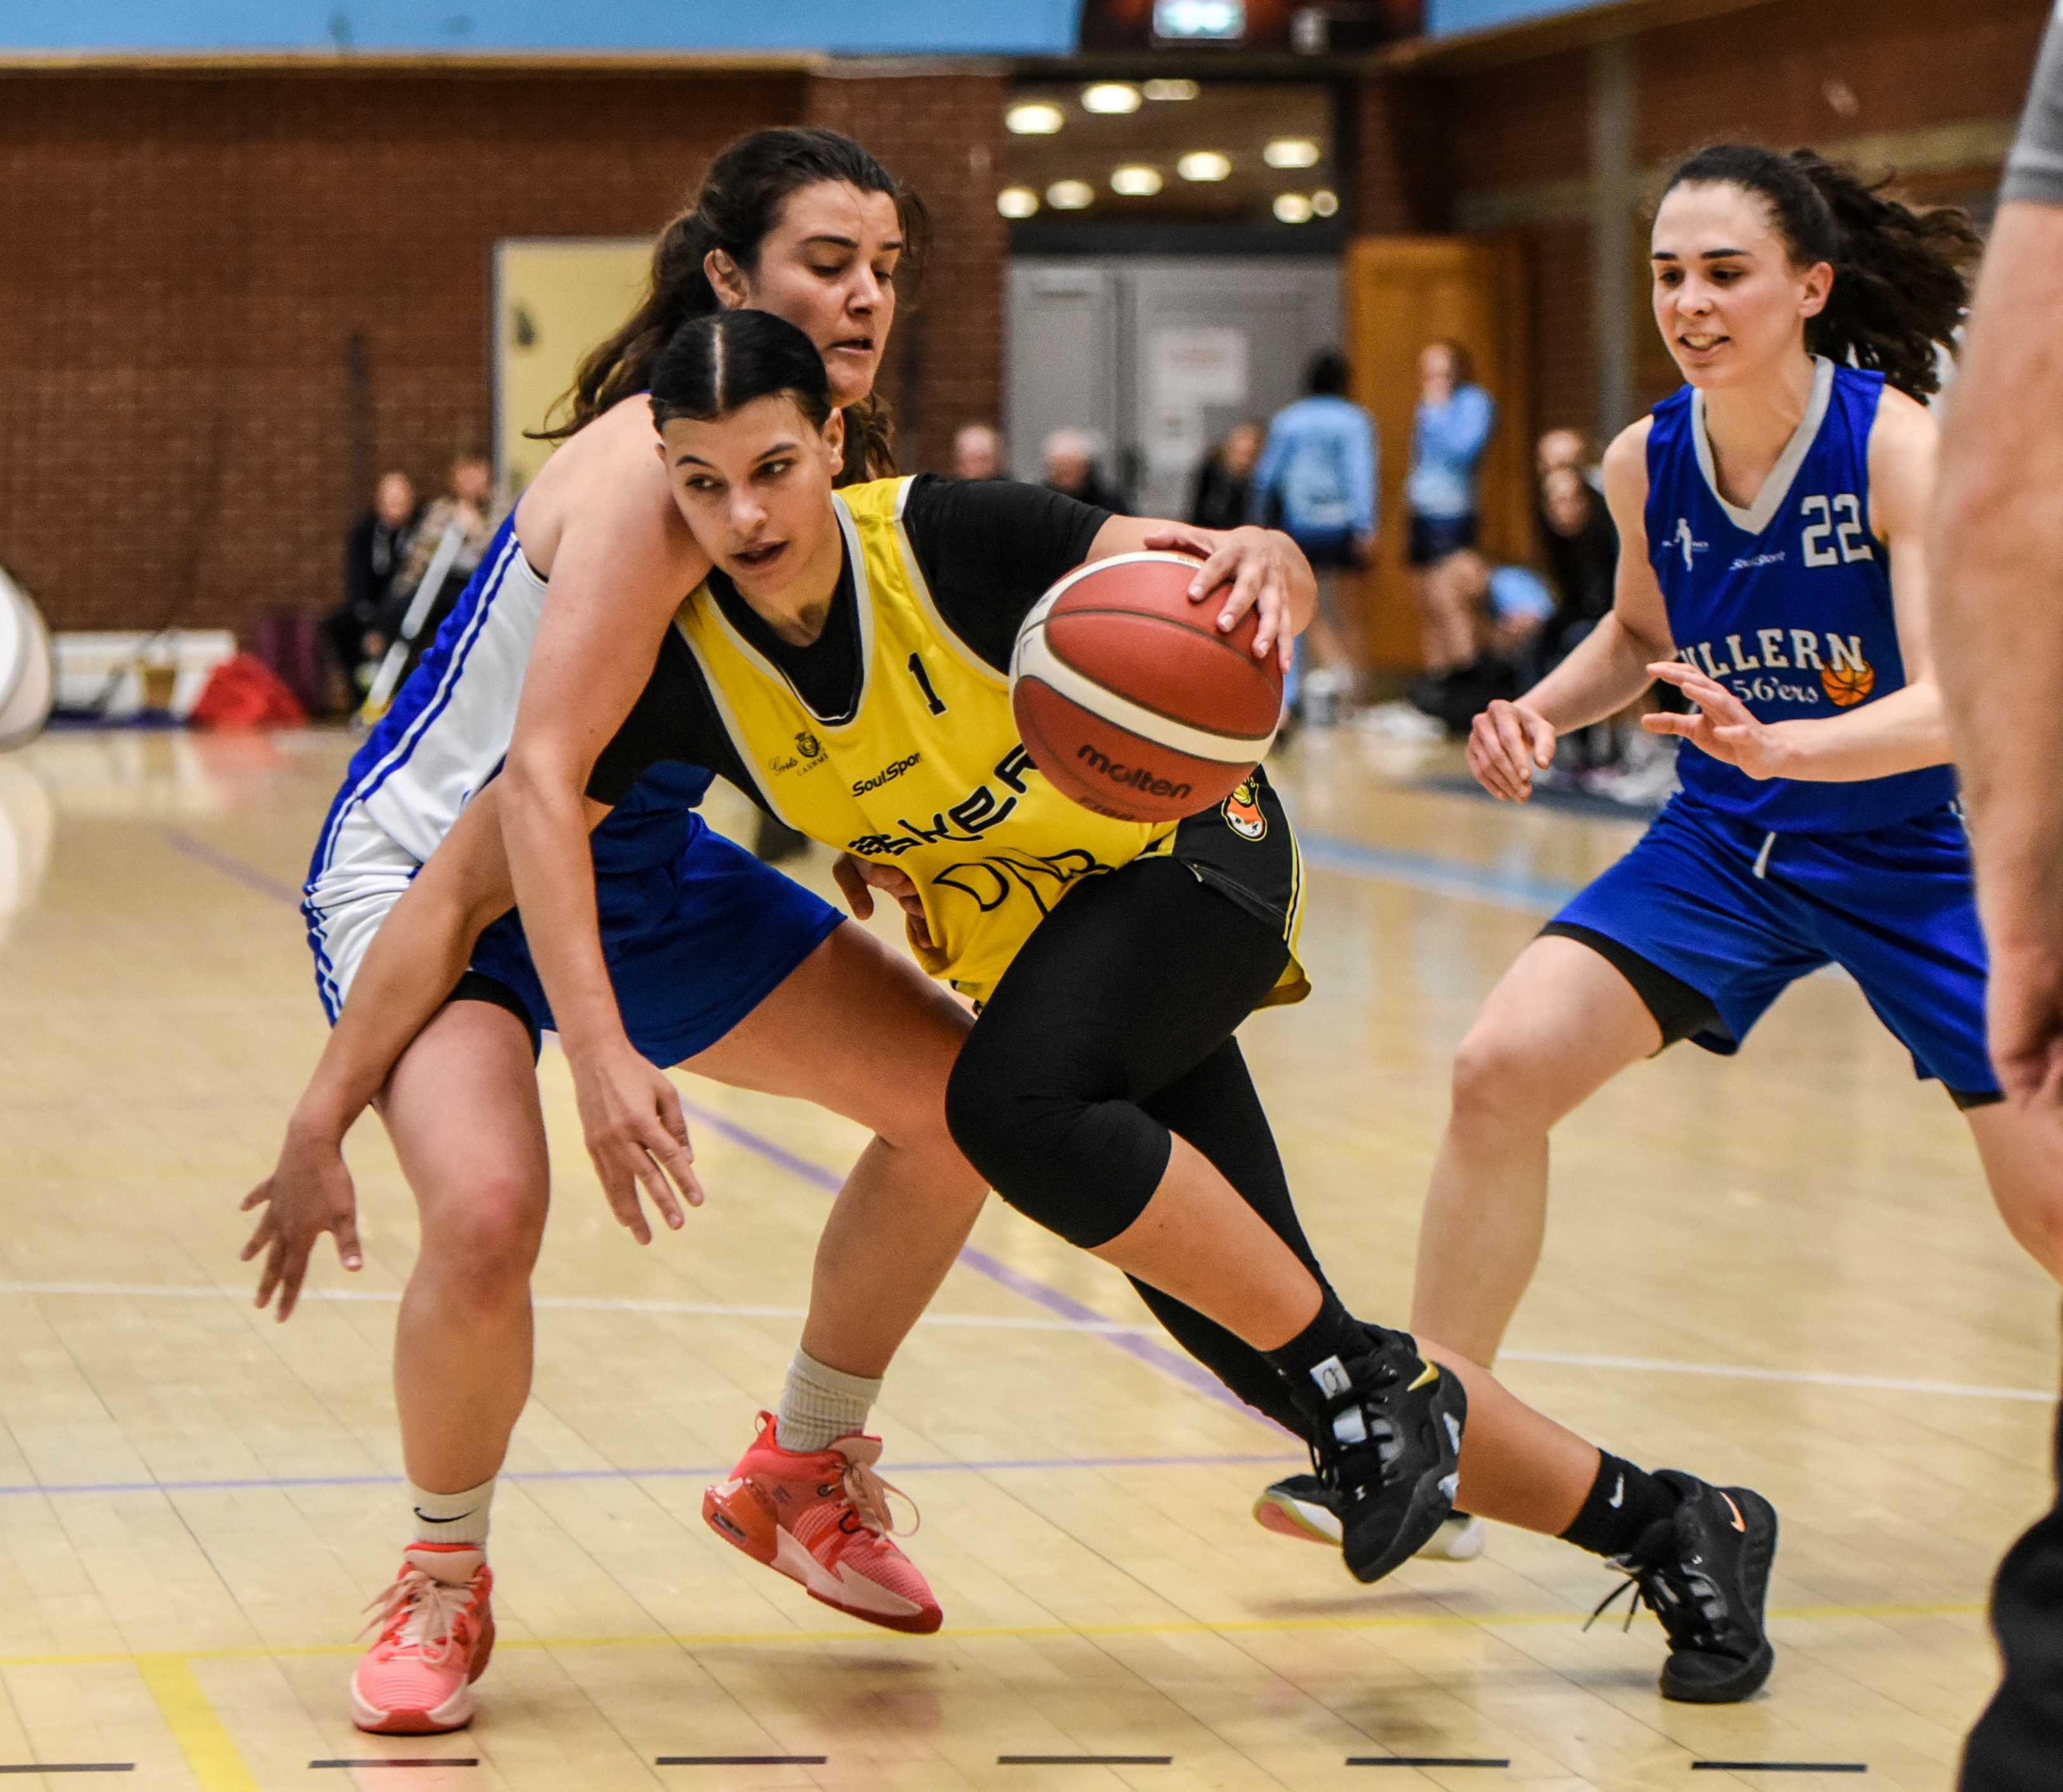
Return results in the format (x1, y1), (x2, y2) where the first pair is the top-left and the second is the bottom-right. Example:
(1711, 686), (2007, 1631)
(1689, 355), (1835, 536)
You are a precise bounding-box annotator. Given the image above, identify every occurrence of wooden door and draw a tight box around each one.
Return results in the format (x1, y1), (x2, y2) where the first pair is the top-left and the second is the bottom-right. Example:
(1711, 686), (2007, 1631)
(1343, 235), (1533, 675)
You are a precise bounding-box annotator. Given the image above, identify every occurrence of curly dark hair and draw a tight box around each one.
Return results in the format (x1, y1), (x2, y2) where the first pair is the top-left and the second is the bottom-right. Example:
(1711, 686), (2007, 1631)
(1661, 143), (1981, 400)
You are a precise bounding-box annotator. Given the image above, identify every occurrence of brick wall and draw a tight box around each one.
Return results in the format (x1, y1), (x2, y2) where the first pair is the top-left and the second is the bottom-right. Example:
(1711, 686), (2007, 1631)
(0, 62), (1006, 639)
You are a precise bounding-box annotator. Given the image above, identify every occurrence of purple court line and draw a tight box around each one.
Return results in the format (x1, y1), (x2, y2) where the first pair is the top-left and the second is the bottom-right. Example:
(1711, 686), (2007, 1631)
(167, 828), (1284, 1432)
(0, 1452), (1291, 1502)
(680, 1097), (1282, 1424)
(163, 828), (305, 908)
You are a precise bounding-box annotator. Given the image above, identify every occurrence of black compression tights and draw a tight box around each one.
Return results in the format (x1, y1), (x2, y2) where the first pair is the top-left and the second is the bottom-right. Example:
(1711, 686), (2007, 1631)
(944, 857), (1328, 1432)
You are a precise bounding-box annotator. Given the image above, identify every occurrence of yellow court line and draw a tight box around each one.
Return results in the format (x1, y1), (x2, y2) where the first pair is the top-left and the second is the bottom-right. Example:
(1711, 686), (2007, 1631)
(11, 1598), (1988, 1674)
(136, 1652), (264, 1792)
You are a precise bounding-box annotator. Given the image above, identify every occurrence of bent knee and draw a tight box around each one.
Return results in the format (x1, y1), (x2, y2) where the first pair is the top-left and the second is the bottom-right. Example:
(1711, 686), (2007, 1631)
(418, 1172), (546, 1293)
(1449, 1026), (1567, 1133)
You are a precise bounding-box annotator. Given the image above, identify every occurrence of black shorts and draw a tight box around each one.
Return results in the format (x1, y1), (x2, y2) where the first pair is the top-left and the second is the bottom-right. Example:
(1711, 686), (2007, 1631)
(1407, 512), (1478, 567)
(1160, 764), (1308, 1006)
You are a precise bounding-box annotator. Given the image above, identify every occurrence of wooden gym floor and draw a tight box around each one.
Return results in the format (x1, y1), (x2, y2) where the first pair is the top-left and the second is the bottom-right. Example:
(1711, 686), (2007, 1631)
(0, 724), (2053, 1792)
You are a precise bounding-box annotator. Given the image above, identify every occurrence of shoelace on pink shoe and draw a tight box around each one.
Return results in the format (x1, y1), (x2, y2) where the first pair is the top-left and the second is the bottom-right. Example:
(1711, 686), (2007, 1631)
(837, 1459), (920, 1540)
(360, 1567), (480, 1668)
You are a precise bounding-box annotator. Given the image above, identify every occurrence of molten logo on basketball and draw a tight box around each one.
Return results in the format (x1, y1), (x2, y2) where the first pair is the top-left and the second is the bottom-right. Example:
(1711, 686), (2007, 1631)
(1222, 777), (1266, 840)
(1075, 743), (1193, 801)
(1820, 659), (1875, 707)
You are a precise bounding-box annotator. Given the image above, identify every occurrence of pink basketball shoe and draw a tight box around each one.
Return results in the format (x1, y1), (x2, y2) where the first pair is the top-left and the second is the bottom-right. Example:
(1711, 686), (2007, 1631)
(349, 1543), (496, 1734)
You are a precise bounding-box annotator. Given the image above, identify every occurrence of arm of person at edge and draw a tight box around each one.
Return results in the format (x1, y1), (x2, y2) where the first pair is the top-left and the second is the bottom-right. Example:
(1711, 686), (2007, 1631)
(238, 780), (677, 1320)
(834, 507), (1317, 934)
(1644, 386), (1951, 784)
(1468, 420), (1676, 801)
(494, 433), (714, 1239)
(1932, 200), (2063, 1108)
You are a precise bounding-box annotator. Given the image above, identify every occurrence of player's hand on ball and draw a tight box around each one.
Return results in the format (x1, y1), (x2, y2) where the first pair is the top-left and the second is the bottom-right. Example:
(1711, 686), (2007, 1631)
(1642, 662), (1792, 780)
(1468, 699), (1558, 802)
(1142, 524), (1299, 673)
(240, 1117), (364, 1322)
(569, 1036), (703, 1244)
(834, 852), (933, 949)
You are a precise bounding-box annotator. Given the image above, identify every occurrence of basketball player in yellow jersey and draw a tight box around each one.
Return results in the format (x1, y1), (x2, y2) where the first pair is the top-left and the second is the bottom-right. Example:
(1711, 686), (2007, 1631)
(570, 309), (1781, 1695)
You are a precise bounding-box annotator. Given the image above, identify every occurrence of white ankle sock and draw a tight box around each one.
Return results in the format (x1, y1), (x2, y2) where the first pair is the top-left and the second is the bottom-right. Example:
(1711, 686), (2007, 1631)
(775, 1350), (882, 1453)
(406, 1474), (497, 1549)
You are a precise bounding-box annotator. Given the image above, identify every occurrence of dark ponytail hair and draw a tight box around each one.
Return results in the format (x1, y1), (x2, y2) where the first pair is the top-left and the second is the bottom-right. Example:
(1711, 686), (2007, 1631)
(649, 310), (835, 439)
(1661, 144), (1980, 400)
(538, 126), (927, 475)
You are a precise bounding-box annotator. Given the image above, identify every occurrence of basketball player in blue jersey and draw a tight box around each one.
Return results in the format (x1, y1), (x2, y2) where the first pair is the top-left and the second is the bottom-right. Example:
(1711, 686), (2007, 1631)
(1255, 144), (2063, 1571)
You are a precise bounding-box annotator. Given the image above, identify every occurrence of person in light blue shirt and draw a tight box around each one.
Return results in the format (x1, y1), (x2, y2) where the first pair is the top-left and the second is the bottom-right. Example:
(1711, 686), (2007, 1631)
(1250, 350), (1377, 721)
(1405, 342), (1498, 676)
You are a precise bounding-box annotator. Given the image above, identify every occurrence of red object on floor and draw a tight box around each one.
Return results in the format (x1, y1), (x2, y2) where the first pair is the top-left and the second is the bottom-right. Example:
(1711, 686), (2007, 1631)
(188, 652), (308, 730)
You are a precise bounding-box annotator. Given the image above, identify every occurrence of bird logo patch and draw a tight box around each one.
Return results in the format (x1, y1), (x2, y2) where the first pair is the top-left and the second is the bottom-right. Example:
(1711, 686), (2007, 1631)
(1222, 777), (1266, 841)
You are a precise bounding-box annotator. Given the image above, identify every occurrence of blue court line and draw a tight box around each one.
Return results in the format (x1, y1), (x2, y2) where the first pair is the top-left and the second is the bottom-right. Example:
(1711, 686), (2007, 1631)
(1299, 832), (1577, 917)
(163, 829), (305, 908)
(0, 1452), (1294, 1502)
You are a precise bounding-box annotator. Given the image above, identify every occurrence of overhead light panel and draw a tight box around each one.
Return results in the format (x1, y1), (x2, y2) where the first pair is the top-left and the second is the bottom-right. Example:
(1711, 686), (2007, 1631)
(1046, 180), (1095, 211)
(1273, 193), (1315, 224)
(1264, 139), (1321, 170)
(997, 187), (1041, 219)
(1311, 188), (1339, 217)
(1154, 0), (1244, 39)
(1110, 165), (1163, 197)
(1006, 101), (1065, 136)
(1144, 79), (1200, 102)
(1177, 151), (1233, 183)
(1082, 83), (1142, 115)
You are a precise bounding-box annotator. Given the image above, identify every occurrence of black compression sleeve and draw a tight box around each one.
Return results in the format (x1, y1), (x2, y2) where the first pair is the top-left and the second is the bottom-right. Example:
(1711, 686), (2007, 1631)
(900, 473), (1111, 671)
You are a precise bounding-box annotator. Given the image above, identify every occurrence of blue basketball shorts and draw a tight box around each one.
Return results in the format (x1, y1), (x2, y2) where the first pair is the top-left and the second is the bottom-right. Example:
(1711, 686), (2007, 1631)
(305, 810), (841, 1068)
(1545, 795), (2000, 1103)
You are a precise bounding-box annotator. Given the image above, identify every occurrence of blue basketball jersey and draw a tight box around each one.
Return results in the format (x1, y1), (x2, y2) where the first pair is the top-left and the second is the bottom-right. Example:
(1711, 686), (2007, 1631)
(1644, 358), (1956, 833)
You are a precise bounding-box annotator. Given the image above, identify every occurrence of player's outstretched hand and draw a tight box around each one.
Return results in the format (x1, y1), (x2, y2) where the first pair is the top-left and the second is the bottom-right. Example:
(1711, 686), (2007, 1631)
(833, 852), (934, 950)
(1144, 524), (1299, 672)
(1642, 662), (1792, 780)
(568, 1036), (703, 1245)
(1468, 698), (1558, 801)
(240, 1121), (363, 1322)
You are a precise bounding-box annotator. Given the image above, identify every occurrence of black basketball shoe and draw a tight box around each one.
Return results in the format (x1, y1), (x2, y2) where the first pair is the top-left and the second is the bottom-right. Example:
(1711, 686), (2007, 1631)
(1295, 1329), (1466, 1584)
(1588, 1470), (1778, 1703)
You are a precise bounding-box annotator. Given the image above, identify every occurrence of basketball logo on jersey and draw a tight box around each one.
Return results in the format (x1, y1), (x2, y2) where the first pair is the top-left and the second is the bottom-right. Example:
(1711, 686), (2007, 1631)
(1221, 777), (1267, 841)
(1821, 658), (1876, 707)
(1674, 519), (1709, 571)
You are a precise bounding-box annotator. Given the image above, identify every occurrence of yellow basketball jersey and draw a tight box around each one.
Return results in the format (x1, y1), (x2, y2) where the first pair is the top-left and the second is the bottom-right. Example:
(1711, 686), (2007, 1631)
(670, 477), (1175, 1001)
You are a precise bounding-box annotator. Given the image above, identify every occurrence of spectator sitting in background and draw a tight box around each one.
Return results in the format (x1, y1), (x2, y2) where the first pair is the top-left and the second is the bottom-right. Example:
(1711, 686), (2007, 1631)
(1251, 352), (1376, 724)
(325, 470), (418, 701)
(386, 450), (503, 660)
(952, 423), (1005, 481)
(1187, 419), (1264, 533)
(1042, 428), (1127, 513)
(1400, 550), (1547, 732)
(1538, 463), (1617, 644)
(1535, 425), (1602, 491)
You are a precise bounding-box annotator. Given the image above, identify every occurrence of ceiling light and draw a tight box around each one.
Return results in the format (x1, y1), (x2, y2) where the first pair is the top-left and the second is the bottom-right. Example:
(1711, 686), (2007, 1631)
(1144, 79), (1200, 101)
(1273, 193), (1315, 224)
(1177, 151), (1233, 184)
(1046, 180), (1095, 211)
(1110, 165), (1163, 197)
(1006, 101), (1065, 136)
(1082, 83), (1142, 115)
(1311, 188), (1339, 217)
(1264, 138), (1321, 170)
(997, 187), (1041, 219)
